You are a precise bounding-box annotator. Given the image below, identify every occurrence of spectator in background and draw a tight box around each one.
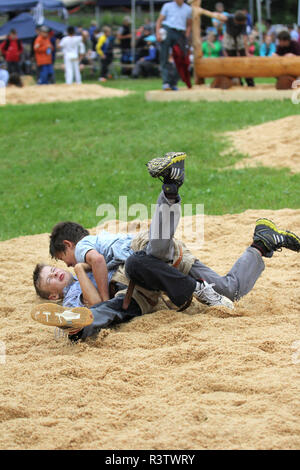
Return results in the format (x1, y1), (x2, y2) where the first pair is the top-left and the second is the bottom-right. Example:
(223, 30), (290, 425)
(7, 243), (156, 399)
(202, 31), (222, 57)
(274, 30), (300, 56)
(96, 26), (114, 82)
(265, 18), (276, 37)
(117, 16), (132, 64)
(0, 29), (23, 75)
(241, 8), (253, 34)
(89, 20), (97, 41)
(59, 26), (85, 85)
(248, 32), (259, 56)
(287, 24), (299, 42)
(34, 26), (53, 85)
(199, 7), (255, 86)
(0, 60), (9, 86)
(156, 0), (192, 91)
(259, 34), (276, 57)
(131, 35), (159, 78)
(211, 2), (228, 34)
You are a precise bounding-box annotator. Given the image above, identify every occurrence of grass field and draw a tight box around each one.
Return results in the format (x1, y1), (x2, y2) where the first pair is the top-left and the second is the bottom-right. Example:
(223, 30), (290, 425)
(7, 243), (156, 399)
(1, 78), (300, 241)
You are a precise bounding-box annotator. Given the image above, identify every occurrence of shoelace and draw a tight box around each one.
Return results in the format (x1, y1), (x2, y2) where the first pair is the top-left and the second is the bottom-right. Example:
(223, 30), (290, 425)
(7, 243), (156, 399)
(195, 282), (222, 304)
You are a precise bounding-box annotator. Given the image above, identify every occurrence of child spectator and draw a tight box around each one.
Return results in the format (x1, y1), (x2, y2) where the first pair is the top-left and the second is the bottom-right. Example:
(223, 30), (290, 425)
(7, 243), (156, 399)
(0, 60), (9, 86)
(34, 26), (53, 85)
(260, 34), (276, 57)
(0, 29), (23, 75)
(117, 16), (132, 64)
(274, 30), (300, 56)
(248, 32), (260, 56)
(202, 31), (222, 58)
(96, 26), (114, 82)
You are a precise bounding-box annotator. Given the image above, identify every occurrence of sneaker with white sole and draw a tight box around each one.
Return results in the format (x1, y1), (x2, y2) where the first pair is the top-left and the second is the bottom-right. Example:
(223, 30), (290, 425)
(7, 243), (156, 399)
(31, 303), (94, 328)
(193, 281), (234, 310)
(254, 218), (300, 256)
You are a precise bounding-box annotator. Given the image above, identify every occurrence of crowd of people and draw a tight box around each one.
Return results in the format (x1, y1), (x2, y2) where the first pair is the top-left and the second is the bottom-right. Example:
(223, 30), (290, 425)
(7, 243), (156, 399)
(1, 0), (300, 89)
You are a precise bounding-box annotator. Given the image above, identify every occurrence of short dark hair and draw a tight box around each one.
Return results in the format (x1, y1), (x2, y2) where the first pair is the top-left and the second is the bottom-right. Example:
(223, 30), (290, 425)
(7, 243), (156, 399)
(49, 221), (89, 258)
(33, 263), (49, 299)
(277, 30), (291, 41)
(9, 29), (17, 35)
(67, 26), (75, 35)
(234, 10), (247, 23)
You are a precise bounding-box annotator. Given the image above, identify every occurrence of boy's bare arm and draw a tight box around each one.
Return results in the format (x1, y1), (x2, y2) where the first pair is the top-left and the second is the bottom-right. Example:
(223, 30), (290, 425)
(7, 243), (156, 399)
(74, 263), (101, 307)
(85, 250), (110, 302)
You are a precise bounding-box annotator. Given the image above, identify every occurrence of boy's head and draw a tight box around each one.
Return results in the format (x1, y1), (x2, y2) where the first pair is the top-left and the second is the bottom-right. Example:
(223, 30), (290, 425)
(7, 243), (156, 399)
(49, 221), (89, 266)
(33, 263), (73, 300)
(103, 26), (112, 36)
(234, 11), (247, 25)
(277, 30), (291, 47)
(67, 26), (75, 36)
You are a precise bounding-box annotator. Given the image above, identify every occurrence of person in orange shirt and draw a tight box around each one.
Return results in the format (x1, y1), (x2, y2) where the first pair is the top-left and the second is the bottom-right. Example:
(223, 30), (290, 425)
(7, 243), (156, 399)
(34, 26), (54, 84)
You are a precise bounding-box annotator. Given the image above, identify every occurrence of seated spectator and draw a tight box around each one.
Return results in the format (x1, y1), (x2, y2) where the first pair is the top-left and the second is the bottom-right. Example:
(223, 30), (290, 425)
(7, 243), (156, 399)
(96, 26), (114, 82)
(274, 30), (300, 56)
(202, 31), (222, 57)
(248, 32), (260, 56)
(0, 29), (23, 75)
(260, 34), (276, 57)
(131, 35), (159, 78)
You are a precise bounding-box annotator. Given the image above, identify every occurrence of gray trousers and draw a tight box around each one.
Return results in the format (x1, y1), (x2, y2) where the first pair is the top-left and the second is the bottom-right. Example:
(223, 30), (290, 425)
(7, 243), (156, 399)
(146, 191), (265, 302)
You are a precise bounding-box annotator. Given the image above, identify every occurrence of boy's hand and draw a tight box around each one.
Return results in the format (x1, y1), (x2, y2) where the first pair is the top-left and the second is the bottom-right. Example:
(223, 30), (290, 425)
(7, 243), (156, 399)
(74, 262), (91, 273)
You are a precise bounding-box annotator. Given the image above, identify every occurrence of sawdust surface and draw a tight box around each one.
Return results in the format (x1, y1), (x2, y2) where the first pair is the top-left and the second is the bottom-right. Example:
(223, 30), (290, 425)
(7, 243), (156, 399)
(224, 115), (300, 173)
(2, 83), (130, 105)
(0, 210), (300, 449)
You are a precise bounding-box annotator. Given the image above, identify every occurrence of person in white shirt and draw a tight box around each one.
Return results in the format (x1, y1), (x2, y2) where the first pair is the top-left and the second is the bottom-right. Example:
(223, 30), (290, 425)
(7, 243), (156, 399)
(59, 26), (85, 84)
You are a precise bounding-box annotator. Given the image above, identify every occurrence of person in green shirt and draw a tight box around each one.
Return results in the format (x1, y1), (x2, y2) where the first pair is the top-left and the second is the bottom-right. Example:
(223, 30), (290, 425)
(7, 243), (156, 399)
(202, 31), (222, 58)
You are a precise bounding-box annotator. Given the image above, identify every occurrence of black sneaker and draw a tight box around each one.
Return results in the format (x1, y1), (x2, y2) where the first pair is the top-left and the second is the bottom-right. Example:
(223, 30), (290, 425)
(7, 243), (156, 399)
(253, 218), (300, 256)
(146, 152), (186, 197)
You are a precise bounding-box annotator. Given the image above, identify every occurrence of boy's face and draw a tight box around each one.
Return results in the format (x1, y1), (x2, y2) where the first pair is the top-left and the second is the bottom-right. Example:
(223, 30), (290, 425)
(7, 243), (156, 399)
(39, 265), (73, 300)
(56, 242), (77, 267)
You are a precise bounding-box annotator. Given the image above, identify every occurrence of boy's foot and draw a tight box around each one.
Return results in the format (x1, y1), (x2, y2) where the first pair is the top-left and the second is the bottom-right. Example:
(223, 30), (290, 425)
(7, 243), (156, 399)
(31, 303), (94, 329)
(253, 218), (300, 257)
(146, 152), (187, 198)
(193, 281), (234, 310)
(162, 83), (171, 91)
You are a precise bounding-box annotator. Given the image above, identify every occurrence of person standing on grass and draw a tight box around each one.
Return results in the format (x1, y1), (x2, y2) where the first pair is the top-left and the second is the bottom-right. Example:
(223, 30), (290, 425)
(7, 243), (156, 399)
(96, 26), (114, 82)
(59, 26), (85, 85)
(156, 0), (192, 91)
(0, 29), (23, 75)
(34, 26), (54, 85)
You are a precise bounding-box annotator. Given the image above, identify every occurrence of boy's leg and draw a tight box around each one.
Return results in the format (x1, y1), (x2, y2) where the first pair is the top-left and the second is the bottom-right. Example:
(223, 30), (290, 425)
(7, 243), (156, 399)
(146, 151), (186, 261)
(77, 295), (142, 341)
(190, 217), (300, 301)
(189, 247), (265, 302)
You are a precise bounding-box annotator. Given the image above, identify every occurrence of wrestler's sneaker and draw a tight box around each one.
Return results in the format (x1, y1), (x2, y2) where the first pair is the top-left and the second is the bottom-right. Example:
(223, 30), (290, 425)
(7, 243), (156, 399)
(193, 281), (234, 310)
(31, 303), (94, 329)
(146, 152), (186, 197)
(253, 218), (300, 257)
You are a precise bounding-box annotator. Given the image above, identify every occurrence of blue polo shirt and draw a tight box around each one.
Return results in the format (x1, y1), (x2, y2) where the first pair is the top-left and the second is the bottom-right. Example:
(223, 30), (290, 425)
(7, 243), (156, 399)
(161, 1), (192, 31)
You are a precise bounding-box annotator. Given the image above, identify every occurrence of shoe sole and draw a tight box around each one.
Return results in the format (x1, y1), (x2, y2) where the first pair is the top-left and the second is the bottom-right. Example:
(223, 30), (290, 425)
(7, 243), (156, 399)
(193, 293), (234, 310)
(147, 152), (187, 178)
(256, 218), (300, 249)
(31, 303), (94, 328)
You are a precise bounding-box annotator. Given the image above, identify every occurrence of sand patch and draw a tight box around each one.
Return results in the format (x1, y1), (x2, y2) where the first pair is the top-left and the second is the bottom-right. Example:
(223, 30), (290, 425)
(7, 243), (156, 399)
(2, 83), (131, 105)
(0, 209), (300, 449)
(224, 115), (300, 173)
(146, 84), (293, 102)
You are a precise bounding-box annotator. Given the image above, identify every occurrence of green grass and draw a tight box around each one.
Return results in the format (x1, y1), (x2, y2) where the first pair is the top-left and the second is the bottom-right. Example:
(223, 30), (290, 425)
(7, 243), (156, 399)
(1, 78), (300, 241)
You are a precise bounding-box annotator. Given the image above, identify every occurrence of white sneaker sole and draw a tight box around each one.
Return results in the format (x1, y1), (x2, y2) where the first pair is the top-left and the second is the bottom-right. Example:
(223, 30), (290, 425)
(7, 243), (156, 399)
(31, 303), (94, 328)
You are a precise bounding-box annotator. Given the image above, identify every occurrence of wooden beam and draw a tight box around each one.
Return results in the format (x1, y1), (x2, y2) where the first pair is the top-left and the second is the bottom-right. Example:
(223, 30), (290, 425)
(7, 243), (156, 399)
(195, 56), (300, 78)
